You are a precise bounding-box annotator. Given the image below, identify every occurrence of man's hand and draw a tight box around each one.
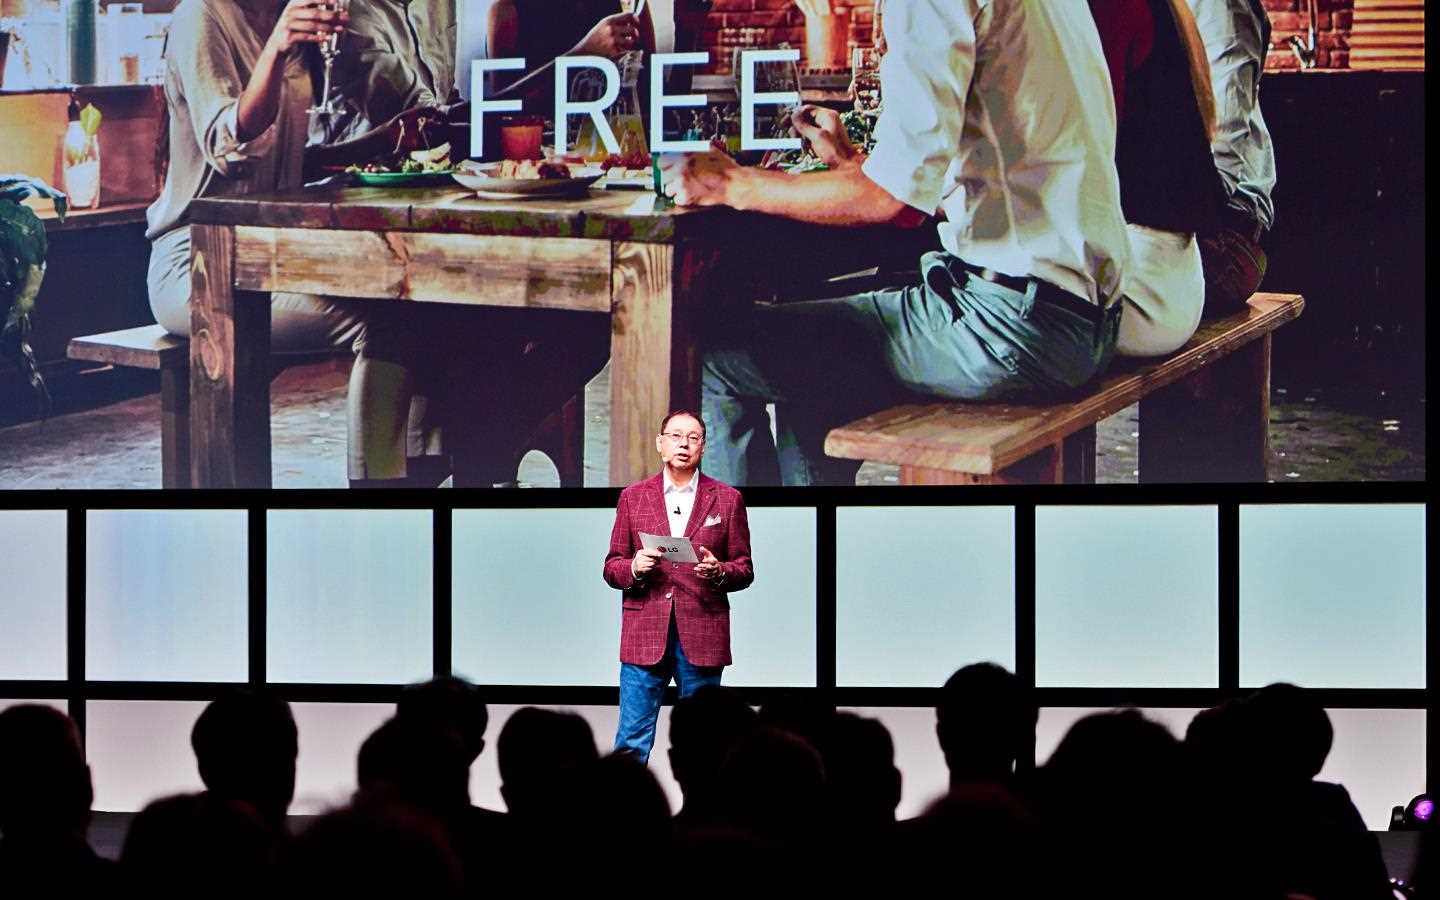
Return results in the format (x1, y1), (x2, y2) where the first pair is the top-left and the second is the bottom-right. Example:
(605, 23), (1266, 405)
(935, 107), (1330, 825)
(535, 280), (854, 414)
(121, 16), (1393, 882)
(694, 546), (722, 582)
(575, 12), (643, 59)
(792, 105), (861, 169)
(633, 547), (664, 578)
(660, 149), (743, 207)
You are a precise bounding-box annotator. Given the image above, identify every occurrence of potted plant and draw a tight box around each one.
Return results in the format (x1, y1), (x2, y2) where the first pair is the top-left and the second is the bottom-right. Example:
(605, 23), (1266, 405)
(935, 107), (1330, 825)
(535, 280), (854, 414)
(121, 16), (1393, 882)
(2, 175), (68, 412)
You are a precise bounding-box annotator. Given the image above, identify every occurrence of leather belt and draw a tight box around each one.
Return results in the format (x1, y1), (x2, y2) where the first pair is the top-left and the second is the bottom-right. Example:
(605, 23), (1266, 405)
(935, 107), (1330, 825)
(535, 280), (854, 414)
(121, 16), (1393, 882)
(961, 263), (1111, 327)
(1220, 207), (1267, 245)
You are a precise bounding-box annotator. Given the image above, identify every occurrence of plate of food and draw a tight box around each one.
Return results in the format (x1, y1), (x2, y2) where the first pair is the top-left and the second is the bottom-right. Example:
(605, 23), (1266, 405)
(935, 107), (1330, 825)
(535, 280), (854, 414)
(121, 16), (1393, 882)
(451, 159), (604, 199)
(596, 149), (653, 190)
(346, 143), (456, 186)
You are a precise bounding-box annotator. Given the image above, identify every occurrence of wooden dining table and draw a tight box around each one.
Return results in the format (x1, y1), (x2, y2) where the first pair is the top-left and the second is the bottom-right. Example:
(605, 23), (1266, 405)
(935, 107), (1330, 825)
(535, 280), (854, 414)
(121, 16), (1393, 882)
(186, 183), (920, 488)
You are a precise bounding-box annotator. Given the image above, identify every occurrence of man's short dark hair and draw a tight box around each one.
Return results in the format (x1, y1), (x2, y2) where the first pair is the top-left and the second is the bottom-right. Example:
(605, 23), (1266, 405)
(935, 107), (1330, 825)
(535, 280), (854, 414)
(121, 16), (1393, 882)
(659, 410), (706, 438)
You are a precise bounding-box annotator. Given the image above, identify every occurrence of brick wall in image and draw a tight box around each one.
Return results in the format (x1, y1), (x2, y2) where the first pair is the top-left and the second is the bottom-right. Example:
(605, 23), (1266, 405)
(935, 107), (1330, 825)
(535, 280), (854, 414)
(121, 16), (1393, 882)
(687, 0), (1357, 73)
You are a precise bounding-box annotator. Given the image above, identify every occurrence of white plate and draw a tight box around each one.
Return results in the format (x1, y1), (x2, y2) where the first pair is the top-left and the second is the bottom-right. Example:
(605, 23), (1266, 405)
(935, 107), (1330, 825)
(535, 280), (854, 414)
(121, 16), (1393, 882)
(451, 162), (604, 199)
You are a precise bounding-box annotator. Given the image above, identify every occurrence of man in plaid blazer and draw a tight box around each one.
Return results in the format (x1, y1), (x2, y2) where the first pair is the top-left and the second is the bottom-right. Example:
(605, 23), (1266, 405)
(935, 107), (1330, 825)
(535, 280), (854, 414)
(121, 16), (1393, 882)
(602, 410), (754, 762)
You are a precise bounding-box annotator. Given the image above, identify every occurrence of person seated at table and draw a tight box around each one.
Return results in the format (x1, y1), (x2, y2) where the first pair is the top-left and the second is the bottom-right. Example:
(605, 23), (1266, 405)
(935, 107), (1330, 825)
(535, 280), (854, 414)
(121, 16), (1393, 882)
(146, 0), (427, 485)
(1186, 0), (1276, 316)
(308, 0), (459, 146)
(660, 2), (1130, 486)
(478, 0), (654, 110)
(1090, 0), (1227, 357)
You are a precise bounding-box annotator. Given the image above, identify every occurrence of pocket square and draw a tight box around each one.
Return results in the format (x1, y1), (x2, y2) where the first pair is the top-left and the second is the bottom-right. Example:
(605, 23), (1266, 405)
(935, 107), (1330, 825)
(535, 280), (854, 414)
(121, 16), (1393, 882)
(704, 514), (723, 527)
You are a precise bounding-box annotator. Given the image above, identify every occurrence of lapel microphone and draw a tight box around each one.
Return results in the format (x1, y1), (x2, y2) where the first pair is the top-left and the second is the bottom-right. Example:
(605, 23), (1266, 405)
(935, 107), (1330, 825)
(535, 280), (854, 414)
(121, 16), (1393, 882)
(674, 506), (681, 516)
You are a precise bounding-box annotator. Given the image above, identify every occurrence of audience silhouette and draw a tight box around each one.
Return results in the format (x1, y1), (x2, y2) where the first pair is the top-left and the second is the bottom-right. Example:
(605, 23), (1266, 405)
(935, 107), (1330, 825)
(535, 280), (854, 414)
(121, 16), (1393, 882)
(0, 672), (1412, 897)
(0, 704), (112, 891)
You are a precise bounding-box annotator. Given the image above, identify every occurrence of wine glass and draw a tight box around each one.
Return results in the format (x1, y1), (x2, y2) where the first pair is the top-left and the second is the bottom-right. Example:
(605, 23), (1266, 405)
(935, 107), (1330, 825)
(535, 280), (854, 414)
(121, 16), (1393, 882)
(753, 43), (802, 139)
(308, 0), (351, 118)
(851, 46), (882, 116)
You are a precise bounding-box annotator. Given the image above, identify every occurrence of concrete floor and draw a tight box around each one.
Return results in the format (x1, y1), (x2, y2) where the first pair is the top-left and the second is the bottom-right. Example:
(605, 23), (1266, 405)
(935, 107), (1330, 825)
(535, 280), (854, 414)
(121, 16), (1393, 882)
(0, 361), (1424, 489)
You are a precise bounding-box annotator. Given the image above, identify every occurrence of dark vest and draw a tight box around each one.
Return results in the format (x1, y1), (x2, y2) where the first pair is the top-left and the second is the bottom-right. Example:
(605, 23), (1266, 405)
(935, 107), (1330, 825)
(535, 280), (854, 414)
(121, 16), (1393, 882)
(1114, 0), (1228, 234)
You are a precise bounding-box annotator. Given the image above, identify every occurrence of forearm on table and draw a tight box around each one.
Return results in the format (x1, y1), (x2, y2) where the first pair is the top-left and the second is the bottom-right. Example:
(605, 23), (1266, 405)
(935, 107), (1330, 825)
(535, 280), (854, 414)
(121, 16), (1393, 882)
(236, 45), (290, 143)
(726, 164), (925, 228)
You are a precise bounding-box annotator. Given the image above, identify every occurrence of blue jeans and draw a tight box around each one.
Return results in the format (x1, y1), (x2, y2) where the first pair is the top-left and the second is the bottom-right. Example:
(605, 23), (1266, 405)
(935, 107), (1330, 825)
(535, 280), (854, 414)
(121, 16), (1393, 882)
(614, 614), (724, 763)
(700, 251), (1122, 485)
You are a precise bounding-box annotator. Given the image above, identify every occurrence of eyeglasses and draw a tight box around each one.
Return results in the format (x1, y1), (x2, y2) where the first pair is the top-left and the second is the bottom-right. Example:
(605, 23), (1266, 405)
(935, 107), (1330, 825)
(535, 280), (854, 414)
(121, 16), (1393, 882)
(661, 431), (704, 446)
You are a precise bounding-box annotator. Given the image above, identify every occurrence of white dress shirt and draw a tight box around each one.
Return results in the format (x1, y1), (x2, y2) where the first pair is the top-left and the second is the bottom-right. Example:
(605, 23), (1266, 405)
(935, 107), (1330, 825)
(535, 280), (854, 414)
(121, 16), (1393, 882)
(662, 469), (697, 538)
(1186, 0), (1277, 230)
(861, 0), (1130, 307)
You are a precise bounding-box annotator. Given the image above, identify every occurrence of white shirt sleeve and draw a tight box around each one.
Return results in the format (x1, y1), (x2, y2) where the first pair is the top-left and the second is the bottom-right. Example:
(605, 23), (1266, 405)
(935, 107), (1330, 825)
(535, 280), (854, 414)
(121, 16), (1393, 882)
(860, 0), (980, 215)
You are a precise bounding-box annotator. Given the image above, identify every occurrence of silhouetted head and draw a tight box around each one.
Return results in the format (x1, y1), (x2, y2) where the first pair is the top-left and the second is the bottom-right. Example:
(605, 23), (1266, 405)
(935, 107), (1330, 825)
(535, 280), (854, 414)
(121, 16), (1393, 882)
(936, 663), (1037, 785)
(191, 690), (297, 830)
(714, 725), (827, 846)
(357, 717), (471, 818)
(757, 690), (835, 751)
(495, 708), (597, 817)
(668, 685), (757, 812)
(1041, 708), (1183, 820)
(121, 792), (274, 897)
(1247, 683), (1333, 783)
(902, 784), (1036, 893)
(283, 795), (462, 899)
(817, 712), (902, 830)
(397, 677), (489, 765)
(570, 753), (672, 850)
(0, 704), (92, 840)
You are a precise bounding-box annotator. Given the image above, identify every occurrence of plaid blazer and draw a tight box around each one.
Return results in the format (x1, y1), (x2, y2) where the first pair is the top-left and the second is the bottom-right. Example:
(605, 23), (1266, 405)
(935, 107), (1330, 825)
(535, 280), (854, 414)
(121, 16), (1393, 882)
(602, 472), (754, 667)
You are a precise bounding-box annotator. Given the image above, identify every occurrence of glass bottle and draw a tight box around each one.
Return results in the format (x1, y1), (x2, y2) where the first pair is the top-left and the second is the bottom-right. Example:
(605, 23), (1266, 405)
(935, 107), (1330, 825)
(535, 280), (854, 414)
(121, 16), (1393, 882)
(62, 94), (100, 209)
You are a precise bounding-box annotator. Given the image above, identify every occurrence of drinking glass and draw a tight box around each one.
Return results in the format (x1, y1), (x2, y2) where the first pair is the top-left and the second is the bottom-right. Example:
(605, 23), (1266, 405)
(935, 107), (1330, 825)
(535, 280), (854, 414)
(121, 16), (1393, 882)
(850, 46), (881, 116)
(308, 0), (350, 117)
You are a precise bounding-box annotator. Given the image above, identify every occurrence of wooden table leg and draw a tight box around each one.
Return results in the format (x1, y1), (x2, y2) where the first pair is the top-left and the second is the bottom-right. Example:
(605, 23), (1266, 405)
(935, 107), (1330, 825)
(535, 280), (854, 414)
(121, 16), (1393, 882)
(609, 242), (702, 487)
(190, 223), (273, 488)
(160, 365), (191, 490)
(1062, 424), (1097, 485)
(1139, 333), (1271, 483)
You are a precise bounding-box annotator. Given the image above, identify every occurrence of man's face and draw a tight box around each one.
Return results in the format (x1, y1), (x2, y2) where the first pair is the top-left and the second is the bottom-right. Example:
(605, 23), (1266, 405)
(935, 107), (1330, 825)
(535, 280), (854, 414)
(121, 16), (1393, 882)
(656, 414), (705, 472)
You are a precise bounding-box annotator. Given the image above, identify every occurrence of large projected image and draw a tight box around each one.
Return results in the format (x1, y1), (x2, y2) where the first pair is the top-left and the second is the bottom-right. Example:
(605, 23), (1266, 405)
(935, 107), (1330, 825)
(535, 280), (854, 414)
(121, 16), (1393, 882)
(0, 0), (1422, 490)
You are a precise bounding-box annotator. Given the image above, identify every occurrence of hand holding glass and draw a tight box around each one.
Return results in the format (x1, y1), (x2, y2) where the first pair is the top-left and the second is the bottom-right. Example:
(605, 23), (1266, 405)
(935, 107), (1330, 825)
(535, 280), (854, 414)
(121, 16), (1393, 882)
(309, 0), (351, 118)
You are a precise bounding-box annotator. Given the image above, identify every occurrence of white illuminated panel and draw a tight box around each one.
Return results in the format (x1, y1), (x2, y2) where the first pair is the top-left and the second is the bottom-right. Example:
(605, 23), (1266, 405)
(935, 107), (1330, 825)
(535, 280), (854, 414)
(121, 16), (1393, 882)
(1240, 504), (1426, 688)
(1322, 708), (1427, 830)
(267, 510), (433, 685)
(0, 510), (67, 679)
(452, 507), (816, 688)
(86, 510), (248, 682)
(87, 700), (206, 811)
(453, 508), (626, 686)
(1035, 506), (1219, 687)
(836, 507), (1015, 687)
(290, 702), (394, 814)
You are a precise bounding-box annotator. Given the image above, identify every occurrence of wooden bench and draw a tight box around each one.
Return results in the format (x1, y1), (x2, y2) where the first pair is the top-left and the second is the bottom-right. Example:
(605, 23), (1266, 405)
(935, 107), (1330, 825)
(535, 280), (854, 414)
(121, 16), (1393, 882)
(68, 324), (584, 488)
(823, 293), (1305, 484)
(69, 325), (192, 488)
